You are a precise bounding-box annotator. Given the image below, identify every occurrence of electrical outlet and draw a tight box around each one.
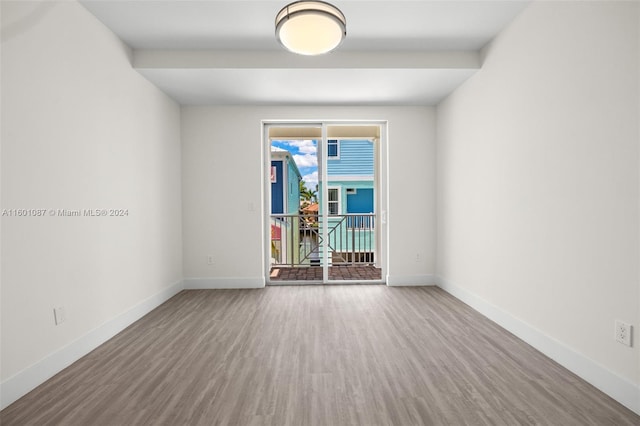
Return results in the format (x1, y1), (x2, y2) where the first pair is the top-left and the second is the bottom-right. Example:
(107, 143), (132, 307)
(615, 320), (632, 347)
(207, 255), (214, 265)
(415, 253), (421, 262)
(53, 307), (66, 325)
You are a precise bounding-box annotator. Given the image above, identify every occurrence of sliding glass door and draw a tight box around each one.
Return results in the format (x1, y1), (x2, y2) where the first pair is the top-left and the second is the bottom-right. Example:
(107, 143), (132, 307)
(264, 122), (385, 284)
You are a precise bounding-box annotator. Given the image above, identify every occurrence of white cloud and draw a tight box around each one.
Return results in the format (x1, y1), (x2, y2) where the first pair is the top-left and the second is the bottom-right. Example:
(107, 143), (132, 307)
(286, 139), (317, 155)
(302, 171), (318, 188)
(293, 153), (317, 168)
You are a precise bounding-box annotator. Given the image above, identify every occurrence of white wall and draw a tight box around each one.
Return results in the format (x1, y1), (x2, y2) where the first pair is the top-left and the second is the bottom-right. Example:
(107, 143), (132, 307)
(1, 1), (183, 407)
(181, 106), (436, 287)
(437, 0), (639, 412)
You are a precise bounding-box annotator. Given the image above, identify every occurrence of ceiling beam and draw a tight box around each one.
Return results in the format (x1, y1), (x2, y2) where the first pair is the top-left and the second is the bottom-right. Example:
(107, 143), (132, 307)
(133, 50), (480, 70)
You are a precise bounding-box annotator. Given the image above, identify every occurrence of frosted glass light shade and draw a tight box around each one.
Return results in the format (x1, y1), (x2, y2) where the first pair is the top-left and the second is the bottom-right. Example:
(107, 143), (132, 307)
(275, 1), (347, 55)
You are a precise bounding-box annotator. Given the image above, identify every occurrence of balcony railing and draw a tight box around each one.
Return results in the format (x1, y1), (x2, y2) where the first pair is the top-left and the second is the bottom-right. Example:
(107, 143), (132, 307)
(270, 213), (375, 267)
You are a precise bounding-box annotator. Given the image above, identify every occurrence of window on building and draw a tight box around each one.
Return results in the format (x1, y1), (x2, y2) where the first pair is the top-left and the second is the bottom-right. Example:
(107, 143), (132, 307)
(327, 139), (339, 159)
(328, 188), (339, 215)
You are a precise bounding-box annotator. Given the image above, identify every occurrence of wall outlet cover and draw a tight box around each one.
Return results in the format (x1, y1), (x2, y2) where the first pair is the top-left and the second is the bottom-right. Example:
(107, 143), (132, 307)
(614, 320), (632, 347)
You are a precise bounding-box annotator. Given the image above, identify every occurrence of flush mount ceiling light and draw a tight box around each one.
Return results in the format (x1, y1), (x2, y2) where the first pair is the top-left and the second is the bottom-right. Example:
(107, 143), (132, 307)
(275, 1), (347, 56)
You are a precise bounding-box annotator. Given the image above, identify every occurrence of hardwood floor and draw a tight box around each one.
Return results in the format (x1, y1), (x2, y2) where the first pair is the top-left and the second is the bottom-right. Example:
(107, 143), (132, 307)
(2, 286), (638, 425)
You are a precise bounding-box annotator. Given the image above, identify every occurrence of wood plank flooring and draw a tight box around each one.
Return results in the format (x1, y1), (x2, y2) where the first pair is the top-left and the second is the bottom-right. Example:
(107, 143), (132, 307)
(2, 286), (638, 425)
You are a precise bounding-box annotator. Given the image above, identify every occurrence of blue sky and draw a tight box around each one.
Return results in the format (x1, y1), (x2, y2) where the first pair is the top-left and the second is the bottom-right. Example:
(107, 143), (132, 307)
(272, 140), (318, 189)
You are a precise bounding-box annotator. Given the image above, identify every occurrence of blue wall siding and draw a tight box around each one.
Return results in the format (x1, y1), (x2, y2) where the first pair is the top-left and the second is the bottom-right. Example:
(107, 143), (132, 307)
(287, 159), (300, 214)
(271, 160), (284, 214)
(318, 180), (374, 215)
(327, 139), (374, 176)
(272, 158), (301, 214)
(346, 188), (374, 213)
(317, 181), (375, 253)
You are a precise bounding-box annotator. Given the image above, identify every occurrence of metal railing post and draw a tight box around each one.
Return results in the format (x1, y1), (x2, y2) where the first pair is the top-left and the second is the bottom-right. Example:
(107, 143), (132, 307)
(351, 219), (356, 265)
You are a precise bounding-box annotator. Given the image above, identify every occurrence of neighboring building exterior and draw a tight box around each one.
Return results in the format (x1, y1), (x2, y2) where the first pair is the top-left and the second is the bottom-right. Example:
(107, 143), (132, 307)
(270, 149), (302, 265)
(320, 139), (376, 264)
(325, 138), (375, 215)
(271, 149), (302, 215)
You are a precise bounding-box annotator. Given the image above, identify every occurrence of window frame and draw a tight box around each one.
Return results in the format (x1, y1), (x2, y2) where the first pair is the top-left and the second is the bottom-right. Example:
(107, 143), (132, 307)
(327, 139), (340, 160)
(327, 187), (341, 216)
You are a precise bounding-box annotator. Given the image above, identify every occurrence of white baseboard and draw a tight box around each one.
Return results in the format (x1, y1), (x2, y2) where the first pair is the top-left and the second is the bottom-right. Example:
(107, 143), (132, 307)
(436, 276), (640, 416)
(386, 274), (436, 287)
(0, 280), (184, 410)
(184, 277), (265, 289)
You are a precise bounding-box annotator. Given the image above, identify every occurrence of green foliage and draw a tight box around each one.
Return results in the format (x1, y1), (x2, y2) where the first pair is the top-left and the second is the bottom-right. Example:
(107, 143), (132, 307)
(299, 180), (318, 203)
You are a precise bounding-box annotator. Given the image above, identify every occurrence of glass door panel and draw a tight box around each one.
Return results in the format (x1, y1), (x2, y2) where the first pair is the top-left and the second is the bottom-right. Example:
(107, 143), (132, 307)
(266, 123), (383, 284)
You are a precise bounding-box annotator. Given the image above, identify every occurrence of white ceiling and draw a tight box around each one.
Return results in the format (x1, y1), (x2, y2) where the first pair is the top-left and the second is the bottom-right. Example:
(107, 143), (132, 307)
(80, 0), (530, 105)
